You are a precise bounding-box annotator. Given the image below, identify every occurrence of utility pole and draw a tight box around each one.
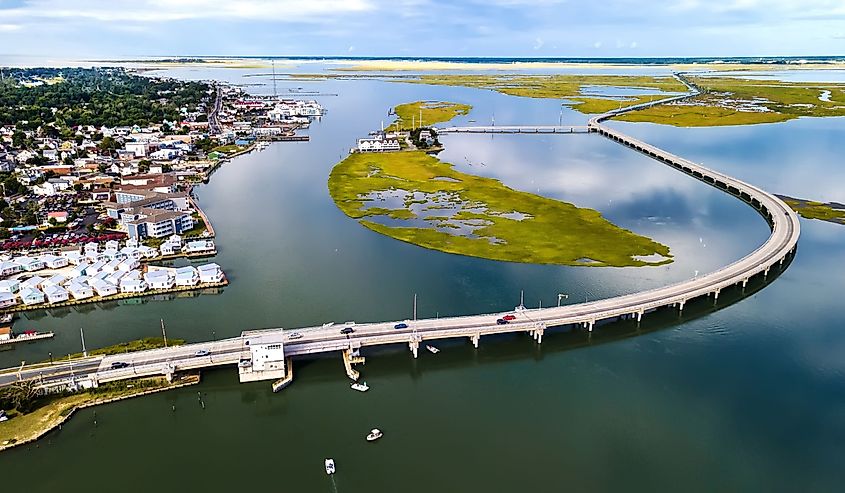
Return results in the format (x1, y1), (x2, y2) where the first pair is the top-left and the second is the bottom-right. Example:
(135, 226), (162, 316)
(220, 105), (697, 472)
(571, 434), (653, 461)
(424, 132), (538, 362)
(413, 293), (417, 321)
(161, 319), (168, 348)
(80, 327), (87, 357)
(558, 293), (569, 307)
(272, 59), (277, 99)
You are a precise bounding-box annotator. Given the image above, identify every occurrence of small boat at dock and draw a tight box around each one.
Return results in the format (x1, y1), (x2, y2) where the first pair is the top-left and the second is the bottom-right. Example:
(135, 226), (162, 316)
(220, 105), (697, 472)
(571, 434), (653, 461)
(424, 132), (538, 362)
(351, 381), (369, 392)
(0, 313), (13, 324)
(0, 330), (54, 346)
(366, 428), (383, 442)
(426, 345), (440, 354)
(325, 458), (336, 475)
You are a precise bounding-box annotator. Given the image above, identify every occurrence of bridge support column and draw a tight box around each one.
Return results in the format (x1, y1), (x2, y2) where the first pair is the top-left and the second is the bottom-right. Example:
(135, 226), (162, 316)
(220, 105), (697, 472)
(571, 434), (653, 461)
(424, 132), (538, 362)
(713, 289), (720, 301)
(587, 320), (594, 332)
(764, 266), (770, 278)
(532, 324), (546, 344)
(470, 334), (480, 348)
(409, 340), (419, 359)
(678, 299), (686, 312)
(779, 256), (785, 266)
(742, 278), (749, 289)
(636, 310), (644, 323)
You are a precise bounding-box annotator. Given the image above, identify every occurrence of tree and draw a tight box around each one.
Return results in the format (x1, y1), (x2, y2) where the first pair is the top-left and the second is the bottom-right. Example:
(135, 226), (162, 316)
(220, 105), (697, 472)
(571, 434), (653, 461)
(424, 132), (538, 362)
(98, 136), (118, 151)
(12, 130), (26, 149)
(2, 381), (40, 413)
(138, 159), (151, 173)
(63, 156), (75, 167)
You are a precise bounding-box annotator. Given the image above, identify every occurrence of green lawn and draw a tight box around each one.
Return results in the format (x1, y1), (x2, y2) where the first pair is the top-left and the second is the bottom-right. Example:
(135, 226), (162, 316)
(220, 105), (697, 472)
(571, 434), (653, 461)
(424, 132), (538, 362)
(781, 197), (845, 224)
(212, 144), (245, 154)
(328, 150), (672, 267)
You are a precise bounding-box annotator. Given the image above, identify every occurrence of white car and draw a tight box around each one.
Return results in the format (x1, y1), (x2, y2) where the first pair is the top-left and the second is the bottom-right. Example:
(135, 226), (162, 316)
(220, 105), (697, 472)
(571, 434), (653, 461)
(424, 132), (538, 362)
(288, 332), (303, 340)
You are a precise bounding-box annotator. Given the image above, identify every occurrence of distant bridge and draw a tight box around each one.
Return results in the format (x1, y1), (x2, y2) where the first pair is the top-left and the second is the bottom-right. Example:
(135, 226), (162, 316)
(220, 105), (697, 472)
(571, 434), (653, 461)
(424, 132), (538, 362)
(437, 125), (589, 134)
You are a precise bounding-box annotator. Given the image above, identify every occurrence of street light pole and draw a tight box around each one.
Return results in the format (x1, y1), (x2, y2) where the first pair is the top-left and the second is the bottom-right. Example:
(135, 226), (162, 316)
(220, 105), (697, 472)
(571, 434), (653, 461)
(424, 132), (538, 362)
(48, 351), (53, 365)
(413, 293), (417, 321)
(80, 327), (87, 357)
(161, 319), (167, 348)
(558, 293), (569, 307)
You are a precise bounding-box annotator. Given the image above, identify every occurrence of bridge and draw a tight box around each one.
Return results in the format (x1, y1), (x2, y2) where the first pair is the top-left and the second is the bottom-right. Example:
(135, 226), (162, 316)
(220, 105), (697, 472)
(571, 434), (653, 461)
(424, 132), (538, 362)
(438, 125), (589, 134)
(0, 74), (801, 393)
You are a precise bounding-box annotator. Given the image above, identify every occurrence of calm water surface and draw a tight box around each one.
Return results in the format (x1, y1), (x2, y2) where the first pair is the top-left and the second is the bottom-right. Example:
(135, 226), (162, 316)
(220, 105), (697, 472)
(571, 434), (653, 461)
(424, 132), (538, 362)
(2, 68), (844, 492)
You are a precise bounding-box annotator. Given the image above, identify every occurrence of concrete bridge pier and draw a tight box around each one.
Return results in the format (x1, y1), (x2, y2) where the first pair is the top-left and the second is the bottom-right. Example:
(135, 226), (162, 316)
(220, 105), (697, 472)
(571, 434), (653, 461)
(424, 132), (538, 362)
(713, 288), (721, 302)
(531, 324), (546, 343)
(409, 339), (419, 359)
(764, 266), (770, 278)
(678, 299), (686, 312)
(742, 278), (749, 289)
(470, 334), (480, 348)
(636, 310), (644, 323)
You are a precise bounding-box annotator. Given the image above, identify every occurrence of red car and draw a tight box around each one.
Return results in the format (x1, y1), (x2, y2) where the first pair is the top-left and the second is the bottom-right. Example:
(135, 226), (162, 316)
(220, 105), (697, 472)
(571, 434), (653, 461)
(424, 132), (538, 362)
(502, 314), (517, 321)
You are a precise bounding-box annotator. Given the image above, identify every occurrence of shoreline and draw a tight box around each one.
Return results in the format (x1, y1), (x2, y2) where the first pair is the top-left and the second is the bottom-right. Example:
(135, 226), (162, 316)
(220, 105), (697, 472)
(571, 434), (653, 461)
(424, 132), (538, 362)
(0, 373), (201, 453)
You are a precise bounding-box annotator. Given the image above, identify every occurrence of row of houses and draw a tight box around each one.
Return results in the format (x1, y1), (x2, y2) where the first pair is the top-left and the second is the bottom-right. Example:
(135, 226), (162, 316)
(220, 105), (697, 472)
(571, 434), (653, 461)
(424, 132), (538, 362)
(0, 263), (225, 308)
(0, 235), (216, 278)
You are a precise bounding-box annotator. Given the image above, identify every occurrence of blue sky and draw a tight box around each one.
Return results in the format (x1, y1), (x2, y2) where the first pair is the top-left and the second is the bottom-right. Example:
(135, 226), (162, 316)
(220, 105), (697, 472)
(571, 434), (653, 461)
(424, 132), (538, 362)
(0, 0), (843, 57)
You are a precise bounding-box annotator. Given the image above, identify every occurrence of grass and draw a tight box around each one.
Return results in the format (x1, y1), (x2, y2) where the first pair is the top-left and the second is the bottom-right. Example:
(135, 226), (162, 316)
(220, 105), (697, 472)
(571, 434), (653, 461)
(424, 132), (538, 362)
(0, 375), (195, 448)
(390, 101), (472, 131)
(212, 144), (245, 154)
(328, 150), (672, 267)
(50, 337), (186, 363)
(402, 74), (687, 114)
(781, 196), (845, 224)
(619, 76), (845, 126)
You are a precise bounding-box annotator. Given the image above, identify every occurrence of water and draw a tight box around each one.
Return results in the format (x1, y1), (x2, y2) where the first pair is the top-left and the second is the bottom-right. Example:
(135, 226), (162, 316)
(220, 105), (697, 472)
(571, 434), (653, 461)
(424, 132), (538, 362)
(2, 66), (844, 492)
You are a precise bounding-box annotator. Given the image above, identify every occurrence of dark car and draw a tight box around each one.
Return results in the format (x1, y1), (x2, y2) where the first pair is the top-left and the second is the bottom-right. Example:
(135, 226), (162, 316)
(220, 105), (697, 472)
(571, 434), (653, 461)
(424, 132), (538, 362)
(110, 361), (130, 369)
(340, 327), (355, 335)
(394, 323), (409, 330)
(496, 318), (508, 325)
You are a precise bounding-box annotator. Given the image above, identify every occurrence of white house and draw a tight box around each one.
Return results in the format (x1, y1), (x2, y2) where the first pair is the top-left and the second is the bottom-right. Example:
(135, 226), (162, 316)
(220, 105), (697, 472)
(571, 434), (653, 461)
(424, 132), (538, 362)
(20, 276), (46, 291)
(118, 258), (139, 271)
(184, 239), (215, 255)
(42, 274), (67, 288)
(0, 291), (17, 308)
(19, 287), (45, 305)
(198, 263), (224, 284)
(174, 266), (199, 287)
(122, 270), (141, 281)
(0, 261), (23, 277)
(104, 240), (120, 251)
(160, 242), (179, 256)
(105, 271), (126, 286)
(91, 279), (117, 297)
(61, 250), (85, 265)
(120, 246), (142, 260)
(144, 270), (174, 290)
(67, 262), (90, 279)
(14, 256), (46, 272)
(120, 277), (148, 294)
(103, 259), (123, 274)
(87, 260), (107, 276)
(139, 246), (158, 259)
(101, 248), (121, 261)
(67, 282), (94, 300)
(0, 279), (20, 293)
(43, 284), (69, 304)
(84, 242), (99, 255)
(357, 137), (400, 153)
(40, 254), (69, 269)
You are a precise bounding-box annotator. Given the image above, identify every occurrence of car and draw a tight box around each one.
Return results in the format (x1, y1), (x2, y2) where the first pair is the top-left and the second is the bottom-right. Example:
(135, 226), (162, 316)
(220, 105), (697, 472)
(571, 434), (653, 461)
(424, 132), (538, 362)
(110, 361), (130, 369)
(496, 318), (508, 325)
(340, 327), (355, 335)
(394, 323), (408, 330)
(238, 358), (251, 367)
(194, 349), (210, 357)
(288, 332), (303, 340)
(502, 314), (516, 321)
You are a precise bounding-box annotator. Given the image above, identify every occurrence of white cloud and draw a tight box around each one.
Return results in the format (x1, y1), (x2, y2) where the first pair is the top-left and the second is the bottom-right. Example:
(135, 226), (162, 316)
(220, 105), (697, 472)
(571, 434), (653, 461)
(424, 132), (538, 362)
(0, 0), (375, 22)
(0, 24), (22, 32)
(348, 45), (356, 52)
(630, 41), (638, 48)
(593, 41), (603, 48)
(533, 37), (544, 50)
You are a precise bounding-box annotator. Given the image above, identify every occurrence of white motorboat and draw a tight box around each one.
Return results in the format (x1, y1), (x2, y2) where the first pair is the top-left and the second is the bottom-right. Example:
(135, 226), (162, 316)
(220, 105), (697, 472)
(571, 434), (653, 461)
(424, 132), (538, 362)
(325, 458), (336, 475)
(366, 428), (383, 442)
(350, 381), (369, 392)
(426, 345), (440, 354)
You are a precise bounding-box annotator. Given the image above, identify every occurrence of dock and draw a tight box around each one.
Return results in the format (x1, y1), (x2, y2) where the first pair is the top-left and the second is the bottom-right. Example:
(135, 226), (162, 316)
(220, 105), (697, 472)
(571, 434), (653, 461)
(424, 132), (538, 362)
(0, 332), (54, 346)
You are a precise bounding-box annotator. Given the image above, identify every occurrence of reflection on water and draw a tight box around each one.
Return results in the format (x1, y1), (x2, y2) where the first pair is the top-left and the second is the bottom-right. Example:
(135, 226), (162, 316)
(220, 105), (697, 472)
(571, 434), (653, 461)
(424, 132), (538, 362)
(2, 65), (845, 492)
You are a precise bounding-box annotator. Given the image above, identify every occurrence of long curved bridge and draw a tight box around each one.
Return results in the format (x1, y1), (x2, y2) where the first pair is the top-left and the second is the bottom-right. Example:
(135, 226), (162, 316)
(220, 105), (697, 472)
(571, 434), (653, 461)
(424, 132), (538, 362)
(0, 77), (801, 391)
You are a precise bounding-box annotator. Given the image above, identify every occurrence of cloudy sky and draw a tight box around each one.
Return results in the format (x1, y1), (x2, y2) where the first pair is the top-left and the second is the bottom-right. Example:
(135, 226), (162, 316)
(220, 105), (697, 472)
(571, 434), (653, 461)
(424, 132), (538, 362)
(0, 0), (843, 58)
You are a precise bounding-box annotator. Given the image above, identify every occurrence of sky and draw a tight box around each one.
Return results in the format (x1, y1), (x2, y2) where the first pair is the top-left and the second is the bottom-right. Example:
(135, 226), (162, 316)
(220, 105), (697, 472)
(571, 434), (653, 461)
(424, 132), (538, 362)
(0, 0), (843, 58)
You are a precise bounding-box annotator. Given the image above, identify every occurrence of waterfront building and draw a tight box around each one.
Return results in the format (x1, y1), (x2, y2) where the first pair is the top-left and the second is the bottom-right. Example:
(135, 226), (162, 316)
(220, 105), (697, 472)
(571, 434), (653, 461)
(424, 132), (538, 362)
(144, 270), (175, 290)
(19, 287), (45, 305)
(67, 282), (94, 300)
(0, 279), (20, 293)
(120, 277), (147, 294)
(356, 137), (401, 152)
(90, 279), (117, 297)
(42, 274), (67, 288)
(184, 239), (215, 254)
(43, 284), (69, 304)
(0, 292), (16, 308)
(198, 263), (224, 283)
(14, 256), (46, 272)
(174, 266), (199, 287)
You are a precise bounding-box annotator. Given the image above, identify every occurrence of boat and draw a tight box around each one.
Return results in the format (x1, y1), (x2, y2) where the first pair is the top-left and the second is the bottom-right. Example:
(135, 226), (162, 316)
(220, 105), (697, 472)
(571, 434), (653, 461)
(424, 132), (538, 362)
(350, 381), (369, 392)
(0, 313), (13, 324)
(324, 458), (336, 475)
(426, 345), (440, 354)
(366, 428), (383, 442)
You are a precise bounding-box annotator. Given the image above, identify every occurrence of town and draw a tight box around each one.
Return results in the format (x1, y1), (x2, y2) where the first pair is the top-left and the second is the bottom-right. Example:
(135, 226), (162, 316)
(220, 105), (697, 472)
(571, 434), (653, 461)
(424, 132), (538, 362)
(0, 67), (324, 315)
